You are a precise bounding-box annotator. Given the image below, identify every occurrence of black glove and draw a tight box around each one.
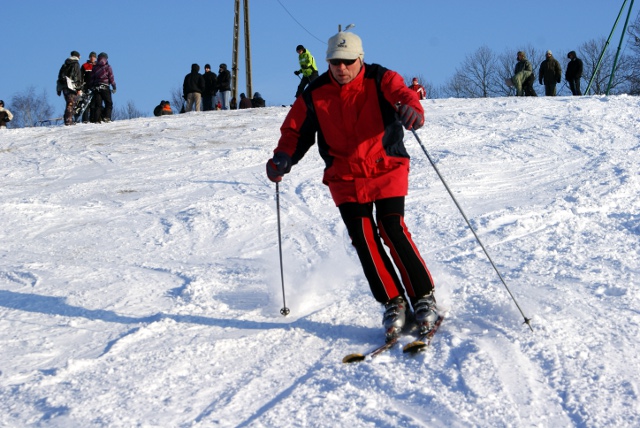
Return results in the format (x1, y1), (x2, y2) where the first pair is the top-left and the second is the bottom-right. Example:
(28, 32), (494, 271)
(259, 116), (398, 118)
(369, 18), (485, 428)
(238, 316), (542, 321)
(266, 152), (292, 183)
(294, 70), (301, 76)
(397, 104), (424, 131)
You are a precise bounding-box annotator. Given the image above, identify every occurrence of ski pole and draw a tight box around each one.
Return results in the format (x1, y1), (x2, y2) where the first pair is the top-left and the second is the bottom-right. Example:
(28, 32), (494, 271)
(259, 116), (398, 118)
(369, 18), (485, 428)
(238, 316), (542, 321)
(409, 128), (533, 331)
(275, 182), (290, 316)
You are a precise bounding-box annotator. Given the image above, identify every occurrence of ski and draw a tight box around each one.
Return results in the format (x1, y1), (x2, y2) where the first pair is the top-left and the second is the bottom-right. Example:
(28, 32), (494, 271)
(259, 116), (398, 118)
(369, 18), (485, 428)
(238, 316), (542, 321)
(342, 336), (398, 363)
(402, 315), (445, 354)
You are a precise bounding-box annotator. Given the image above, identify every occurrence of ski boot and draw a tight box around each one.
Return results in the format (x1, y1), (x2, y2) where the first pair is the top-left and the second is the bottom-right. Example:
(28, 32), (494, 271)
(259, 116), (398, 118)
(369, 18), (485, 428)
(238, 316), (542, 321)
(382, 296), (407, 342)
(413, 293), (438, 334)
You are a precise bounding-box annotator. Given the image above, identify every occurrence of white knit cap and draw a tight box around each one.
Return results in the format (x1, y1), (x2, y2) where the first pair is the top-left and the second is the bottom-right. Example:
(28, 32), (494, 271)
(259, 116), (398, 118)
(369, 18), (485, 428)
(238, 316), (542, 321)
(326, 32), (364, 61)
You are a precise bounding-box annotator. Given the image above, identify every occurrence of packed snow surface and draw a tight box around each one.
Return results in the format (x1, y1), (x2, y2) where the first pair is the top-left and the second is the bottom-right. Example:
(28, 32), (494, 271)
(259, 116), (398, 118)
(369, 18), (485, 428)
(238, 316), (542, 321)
(1, 96), (639, 427)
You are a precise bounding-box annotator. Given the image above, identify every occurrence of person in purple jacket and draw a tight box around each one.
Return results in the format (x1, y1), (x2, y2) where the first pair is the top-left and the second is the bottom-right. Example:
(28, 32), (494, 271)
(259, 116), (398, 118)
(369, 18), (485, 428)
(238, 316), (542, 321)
(89, 52), (117, 123)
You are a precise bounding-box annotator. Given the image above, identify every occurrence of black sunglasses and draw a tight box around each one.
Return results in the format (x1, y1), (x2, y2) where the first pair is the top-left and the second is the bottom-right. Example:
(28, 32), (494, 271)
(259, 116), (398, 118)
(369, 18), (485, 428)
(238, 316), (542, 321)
(329, 58), (357, 66)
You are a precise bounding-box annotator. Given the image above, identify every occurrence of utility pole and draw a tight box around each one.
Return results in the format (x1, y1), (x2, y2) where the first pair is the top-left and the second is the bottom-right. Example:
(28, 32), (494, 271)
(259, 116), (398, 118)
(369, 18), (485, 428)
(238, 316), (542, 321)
(232, 0), (252, 102)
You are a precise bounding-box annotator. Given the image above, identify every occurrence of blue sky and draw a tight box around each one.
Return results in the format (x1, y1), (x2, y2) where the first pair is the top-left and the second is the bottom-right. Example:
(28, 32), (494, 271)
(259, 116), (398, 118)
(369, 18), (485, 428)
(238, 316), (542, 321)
(1, 1), (636, 116)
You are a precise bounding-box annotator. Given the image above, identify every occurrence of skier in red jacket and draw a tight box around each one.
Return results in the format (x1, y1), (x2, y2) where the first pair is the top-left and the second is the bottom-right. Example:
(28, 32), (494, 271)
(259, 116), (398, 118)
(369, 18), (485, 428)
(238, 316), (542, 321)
(266, 31), (438, 340)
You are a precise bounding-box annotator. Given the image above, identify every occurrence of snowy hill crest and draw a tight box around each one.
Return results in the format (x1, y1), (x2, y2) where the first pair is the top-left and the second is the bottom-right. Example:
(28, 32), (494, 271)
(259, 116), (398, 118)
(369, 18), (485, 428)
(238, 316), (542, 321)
(1, 97), (639, 427)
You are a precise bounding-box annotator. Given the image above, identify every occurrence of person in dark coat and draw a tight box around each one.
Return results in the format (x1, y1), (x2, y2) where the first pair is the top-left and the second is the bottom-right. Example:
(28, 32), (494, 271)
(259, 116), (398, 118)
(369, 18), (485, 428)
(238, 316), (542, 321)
(252, 92), (266, 108)
(538, 50), (562, 96)
(80, 52), (97, 122)
(183, 64), (205, 112)
(89, 52), (117, 123)
(566, 51), (584, 96)
(217, 64), (232, 110)
(202, 64), (218, 111)
(238, 93), (253, 109)
(57, 50), (83, 125)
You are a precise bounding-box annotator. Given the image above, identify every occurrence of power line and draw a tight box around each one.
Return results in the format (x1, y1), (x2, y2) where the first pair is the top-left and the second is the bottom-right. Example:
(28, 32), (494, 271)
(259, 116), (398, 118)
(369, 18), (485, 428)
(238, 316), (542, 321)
(274, 0), (326, 45)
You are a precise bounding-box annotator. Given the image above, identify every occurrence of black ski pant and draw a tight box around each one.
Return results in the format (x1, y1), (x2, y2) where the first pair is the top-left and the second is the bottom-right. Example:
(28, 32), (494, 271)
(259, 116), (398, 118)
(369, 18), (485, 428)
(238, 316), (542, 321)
(295, 70), (319, 98)
(91, 86), (113, 122)
(569, 78), (582, 96)
(338, 197), (435, 305)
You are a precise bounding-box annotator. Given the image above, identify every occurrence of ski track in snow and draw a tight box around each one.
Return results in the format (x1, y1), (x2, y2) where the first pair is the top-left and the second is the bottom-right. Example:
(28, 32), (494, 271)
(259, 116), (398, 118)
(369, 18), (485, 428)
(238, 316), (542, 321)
(1, 97), (639, 427)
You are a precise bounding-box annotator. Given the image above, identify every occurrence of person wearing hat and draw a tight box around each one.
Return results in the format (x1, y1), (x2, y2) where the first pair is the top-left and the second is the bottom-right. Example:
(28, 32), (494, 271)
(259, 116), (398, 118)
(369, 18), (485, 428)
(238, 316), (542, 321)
(566, 51), (584, 96)
(80, 52), (97, 122)
(294, 44), (319, 97)
(408, 77), (426, 100)
(89, 52), (117, 123)
(266, 31), (438, 340)
(56, 50), (83, 125)
(0, 100), (13, 129)
(202, 64), (218, 111)
(217, 64), (232, 110)
(538, 50), (562, 96)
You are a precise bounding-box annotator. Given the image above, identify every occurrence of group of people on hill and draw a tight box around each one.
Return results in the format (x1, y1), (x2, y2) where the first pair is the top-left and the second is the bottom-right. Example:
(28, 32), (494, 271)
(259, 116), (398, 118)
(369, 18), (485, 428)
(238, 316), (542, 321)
(179, 63), (266, 113)
(512, 49), (584, 97)
(57, 50), (116, 125)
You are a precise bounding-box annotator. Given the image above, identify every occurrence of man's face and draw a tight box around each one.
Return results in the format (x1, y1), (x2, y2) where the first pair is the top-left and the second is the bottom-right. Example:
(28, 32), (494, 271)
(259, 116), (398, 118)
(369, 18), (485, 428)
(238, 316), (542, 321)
(329, 58), (362, 85)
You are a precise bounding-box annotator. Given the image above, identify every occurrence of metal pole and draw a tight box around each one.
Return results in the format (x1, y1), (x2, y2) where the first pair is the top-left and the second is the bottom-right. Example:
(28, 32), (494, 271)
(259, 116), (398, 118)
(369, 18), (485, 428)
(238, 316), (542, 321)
(607, 0), (635, 94)
(275, 182), (290, 316)
(409, 128), (533, 331)
(586, 0), (628, 94)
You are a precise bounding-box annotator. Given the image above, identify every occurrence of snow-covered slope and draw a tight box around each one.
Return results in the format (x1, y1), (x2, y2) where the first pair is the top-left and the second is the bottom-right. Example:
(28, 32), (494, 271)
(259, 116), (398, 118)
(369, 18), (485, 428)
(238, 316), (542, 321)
(1, 96), (638, 427)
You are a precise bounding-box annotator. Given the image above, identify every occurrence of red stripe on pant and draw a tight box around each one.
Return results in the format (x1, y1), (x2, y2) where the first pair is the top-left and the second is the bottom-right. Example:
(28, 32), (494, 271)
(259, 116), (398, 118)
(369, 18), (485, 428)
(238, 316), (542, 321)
(378, 214), (434, 301)
(355, 216), (402, 303)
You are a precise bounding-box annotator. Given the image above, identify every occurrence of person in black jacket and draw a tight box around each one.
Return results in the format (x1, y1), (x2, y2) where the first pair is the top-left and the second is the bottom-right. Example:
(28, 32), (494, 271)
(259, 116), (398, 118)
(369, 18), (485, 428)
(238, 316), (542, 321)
(183, 64), (205, 112)
(217, 64), (232, 110)
(252, 92), (266, 108)
(566, 51), (584, 96)
(538, 50), (562, 96)
(202, 64), (218, 111)
(56, 50), (83, 125)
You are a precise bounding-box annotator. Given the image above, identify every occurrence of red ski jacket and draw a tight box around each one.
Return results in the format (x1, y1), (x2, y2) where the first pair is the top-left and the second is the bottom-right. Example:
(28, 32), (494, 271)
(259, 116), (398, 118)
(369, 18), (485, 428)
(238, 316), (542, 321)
(274, 63), (423, 206)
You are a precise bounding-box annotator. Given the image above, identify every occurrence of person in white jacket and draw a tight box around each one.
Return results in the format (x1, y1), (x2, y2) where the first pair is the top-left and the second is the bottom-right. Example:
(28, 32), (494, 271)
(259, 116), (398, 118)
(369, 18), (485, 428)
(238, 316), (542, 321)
(0, 100), (13, 129)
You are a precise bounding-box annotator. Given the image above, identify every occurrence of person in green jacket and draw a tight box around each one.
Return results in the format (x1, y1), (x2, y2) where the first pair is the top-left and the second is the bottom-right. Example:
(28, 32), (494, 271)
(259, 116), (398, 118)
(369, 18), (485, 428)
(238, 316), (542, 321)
(294, 44), (319, 97)
(513, 51), (537, 97)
